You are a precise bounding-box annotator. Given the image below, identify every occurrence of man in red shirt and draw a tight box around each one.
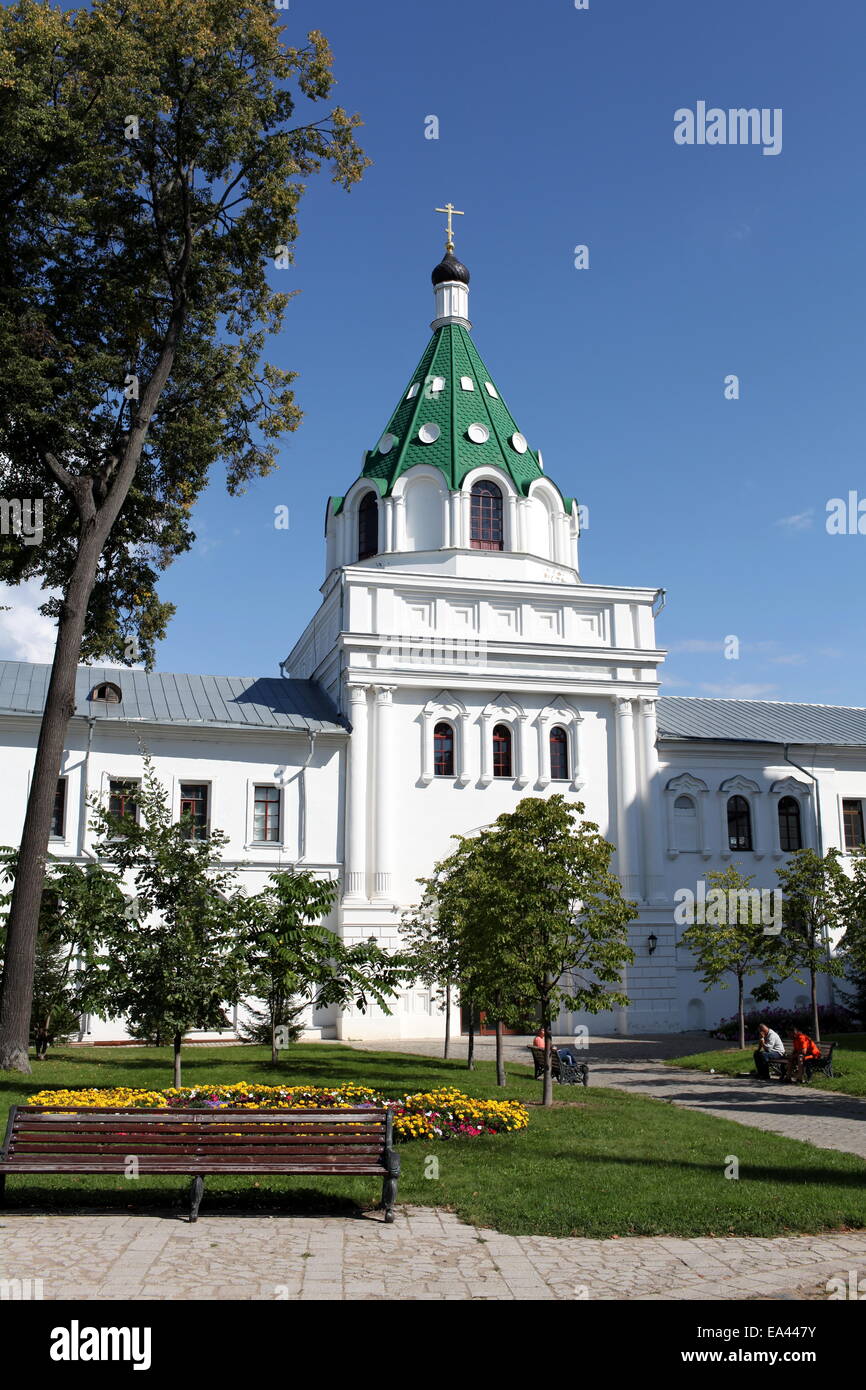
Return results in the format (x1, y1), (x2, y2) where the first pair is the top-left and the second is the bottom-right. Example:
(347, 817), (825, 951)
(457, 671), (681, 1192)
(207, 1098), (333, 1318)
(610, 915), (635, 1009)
(784, 1030), (821, 1083)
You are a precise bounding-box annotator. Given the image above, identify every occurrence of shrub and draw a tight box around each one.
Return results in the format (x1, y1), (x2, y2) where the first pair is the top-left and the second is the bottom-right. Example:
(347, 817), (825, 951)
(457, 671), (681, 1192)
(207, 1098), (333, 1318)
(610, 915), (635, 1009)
(712, 1002), (858, 1042)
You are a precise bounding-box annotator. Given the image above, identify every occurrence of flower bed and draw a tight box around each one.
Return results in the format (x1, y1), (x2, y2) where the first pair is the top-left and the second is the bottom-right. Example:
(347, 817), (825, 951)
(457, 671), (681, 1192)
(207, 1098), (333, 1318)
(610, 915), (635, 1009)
(26, 1083), (529, 1144)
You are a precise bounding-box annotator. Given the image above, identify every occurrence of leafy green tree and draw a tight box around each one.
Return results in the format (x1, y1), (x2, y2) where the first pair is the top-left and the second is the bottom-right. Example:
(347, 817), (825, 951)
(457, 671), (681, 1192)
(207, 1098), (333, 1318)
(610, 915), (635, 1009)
(775, 850), (848, 1042)
(0, 851), (125, 1057)
(679, 864), (790, 1050)
(0, 0), (368, 1071)
(400, 862), (469, 1062)
(829, 845), (866, 1027)
(78, 763), (250, 1084)
(416, 797), (636, 1105)
(243, 870), (414, 1063)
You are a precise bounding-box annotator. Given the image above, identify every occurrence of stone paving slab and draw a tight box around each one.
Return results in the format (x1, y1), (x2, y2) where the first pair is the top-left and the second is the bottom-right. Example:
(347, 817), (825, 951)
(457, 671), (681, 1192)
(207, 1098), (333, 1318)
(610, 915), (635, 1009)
(1, 1208), (864, 1301)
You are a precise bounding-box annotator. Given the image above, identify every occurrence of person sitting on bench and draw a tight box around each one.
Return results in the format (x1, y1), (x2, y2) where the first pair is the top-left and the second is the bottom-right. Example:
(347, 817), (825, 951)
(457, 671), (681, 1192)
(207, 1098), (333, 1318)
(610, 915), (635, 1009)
(753, 1022), (785, 1079)
(784, 1029), (821, 1083)
(532, 1028), (576, 1066)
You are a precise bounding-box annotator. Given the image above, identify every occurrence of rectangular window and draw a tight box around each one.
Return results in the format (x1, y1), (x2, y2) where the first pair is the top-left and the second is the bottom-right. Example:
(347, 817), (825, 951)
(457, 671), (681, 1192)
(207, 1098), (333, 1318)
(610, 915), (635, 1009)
(109, 778), (140, 825)
(51, 778), (66, 838)
(180, 783), (209, 840)
(843, 799), (865, 852)
(253, 785), (281, 842)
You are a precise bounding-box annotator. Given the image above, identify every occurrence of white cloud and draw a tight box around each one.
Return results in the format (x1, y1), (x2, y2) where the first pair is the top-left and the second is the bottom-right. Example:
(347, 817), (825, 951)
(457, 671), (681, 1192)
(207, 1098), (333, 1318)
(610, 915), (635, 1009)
(0, 580), (58, 662)
(699, 681), (778, 699)
(775, 510), (813, 531)
(668, 639), (724, 654)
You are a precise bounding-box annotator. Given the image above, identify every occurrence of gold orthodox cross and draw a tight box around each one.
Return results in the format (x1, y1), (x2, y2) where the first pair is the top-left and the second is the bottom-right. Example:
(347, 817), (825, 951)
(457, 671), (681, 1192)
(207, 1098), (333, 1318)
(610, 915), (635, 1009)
(435, 202), (464, 252)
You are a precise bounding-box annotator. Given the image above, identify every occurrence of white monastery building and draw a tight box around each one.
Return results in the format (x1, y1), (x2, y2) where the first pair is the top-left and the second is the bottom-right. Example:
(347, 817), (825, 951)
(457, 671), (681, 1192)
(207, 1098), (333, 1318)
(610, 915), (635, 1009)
(2, 230), (865, 1042)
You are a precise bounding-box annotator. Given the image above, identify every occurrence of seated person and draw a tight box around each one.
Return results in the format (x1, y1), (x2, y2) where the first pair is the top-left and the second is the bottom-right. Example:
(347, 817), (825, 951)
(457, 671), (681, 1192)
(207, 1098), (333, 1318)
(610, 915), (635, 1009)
(532, 1029), (575, 1065)
(753, 1023), (786, 1079)
(784, 1030), (821, 1082)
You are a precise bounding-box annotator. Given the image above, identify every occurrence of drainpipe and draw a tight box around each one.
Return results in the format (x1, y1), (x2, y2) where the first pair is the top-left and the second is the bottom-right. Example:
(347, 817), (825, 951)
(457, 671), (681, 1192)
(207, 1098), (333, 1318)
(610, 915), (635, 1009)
(77, 716), (96, 859)
(783, 743), (834, 1009)
(296, 730), (318, 864)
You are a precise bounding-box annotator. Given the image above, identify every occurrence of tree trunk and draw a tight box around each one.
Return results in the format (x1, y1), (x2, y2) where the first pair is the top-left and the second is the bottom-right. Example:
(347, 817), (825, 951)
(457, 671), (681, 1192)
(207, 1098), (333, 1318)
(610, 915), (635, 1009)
(467, 1004), (475, 1071)
(443, 981), (451, 1060)
(0, 301), (184, 1076)
(810, 963), (820, 1043)
(737, 975), (745, 1051)
(173, 1031), (183, 1088)
(543, 1013), (553, 1108)
(495, 1018), (506, 1087)
(0, 549), (99, 1073)
(271, 1019), (279, 1066)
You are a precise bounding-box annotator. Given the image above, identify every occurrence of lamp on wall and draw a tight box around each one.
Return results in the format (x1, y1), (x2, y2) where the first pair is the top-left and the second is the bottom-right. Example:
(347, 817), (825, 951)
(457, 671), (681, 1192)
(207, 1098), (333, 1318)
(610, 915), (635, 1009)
(647, 933), (658, 956)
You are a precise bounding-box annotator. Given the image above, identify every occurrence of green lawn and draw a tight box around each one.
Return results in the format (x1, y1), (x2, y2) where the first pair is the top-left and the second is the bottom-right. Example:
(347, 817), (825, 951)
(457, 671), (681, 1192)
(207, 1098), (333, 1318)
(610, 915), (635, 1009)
(1, 1044), (865, 1238)
(669, 1033), (866, 1098)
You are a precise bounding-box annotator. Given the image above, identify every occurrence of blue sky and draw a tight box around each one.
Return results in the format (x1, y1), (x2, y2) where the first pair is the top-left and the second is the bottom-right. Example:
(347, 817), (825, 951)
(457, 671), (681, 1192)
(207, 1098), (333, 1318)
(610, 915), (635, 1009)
(6, 0), (866, 704)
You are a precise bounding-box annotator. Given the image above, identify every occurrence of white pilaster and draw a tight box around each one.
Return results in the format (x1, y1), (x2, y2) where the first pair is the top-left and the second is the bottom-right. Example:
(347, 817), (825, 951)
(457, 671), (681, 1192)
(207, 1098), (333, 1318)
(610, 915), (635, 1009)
(638, 697), (665, 903)
(372, 685), (396, 899)
(345, 684), (369, 898)
(614, 696), (640, 899)
(461, 490), (471, 549)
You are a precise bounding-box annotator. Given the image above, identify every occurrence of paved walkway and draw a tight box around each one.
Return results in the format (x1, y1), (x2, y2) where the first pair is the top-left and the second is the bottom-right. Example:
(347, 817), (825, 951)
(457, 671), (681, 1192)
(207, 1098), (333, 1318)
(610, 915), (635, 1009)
(2, 1208), (864, 1301)
(345, 1037), (866, 1161)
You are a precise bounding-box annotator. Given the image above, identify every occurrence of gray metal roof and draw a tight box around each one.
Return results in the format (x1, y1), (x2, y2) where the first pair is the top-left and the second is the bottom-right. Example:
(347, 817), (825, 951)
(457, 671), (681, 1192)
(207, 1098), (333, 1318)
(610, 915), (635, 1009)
(658, 695), (866, 746)
(0, 662), (347, 735)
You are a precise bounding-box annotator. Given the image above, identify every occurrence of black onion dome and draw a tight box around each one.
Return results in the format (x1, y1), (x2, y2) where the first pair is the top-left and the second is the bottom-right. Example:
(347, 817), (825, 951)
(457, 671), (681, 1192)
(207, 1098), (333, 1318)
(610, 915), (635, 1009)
(431, 251), (470, 286)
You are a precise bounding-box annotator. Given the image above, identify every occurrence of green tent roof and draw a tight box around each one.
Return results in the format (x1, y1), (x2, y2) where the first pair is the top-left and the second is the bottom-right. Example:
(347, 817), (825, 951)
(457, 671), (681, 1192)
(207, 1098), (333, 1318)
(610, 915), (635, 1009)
(348, 322), (546, 502)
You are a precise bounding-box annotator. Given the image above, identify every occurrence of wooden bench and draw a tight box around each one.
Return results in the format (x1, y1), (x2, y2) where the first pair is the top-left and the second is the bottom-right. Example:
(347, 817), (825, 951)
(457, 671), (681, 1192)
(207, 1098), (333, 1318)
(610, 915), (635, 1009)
(530, 1046), (589, 1087)
(0, 1106), (401, 1222)
(766, 1040), (836, 1082)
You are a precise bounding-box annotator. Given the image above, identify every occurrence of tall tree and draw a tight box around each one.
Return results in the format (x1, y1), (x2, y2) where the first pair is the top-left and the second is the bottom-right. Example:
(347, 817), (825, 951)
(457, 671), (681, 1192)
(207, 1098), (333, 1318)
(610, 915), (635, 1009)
(242, 870), (414, 1063)
(0, 0), (368, 1071)
(775, 849), (848, 1042)
(678, 864), (790, 1050)
(78, 763), (250, 1085)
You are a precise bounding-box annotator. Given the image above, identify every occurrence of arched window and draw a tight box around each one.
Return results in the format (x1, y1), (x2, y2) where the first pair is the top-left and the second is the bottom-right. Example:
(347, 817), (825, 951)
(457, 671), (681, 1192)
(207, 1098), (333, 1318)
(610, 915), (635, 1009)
(778, 796), (802, 852)
(492, 723), (512, 778)
(433, 722), (454, 778)
(549, 726), (569, 781)
(673, 794), (699, 852)
(89, 681), (121, 704)
(470, 479), (504, 551)
(357, 491), (378, 560)
(727, 795), (753, 852)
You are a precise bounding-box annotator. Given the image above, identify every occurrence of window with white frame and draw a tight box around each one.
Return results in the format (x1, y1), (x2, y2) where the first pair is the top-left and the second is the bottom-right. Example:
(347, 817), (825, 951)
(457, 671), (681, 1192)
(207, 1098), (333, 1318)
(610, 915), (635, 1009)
(253, 785), (281, 842)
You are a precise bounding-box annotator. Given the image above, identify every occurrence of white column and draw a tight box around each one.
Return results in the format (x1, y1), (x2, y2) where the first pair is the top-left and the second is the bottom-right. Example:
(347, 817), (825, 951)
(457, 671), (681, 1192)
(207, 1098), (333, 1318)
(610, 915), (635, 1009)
(461, 490), (471, 548)
(345, 684), (369, 898)
(638, 697), (665, 903)
(614, 696), (640, 899)
(393, 494), (406, 552)
(558, 512), (570, 565)
(450, 492), (462, 548)
(373, 685), (396, 899)
(506, 493), (519, 552)
(517, 498), (530, 553)
(515, 714), (530, 788)
(479, 712), (492, 785)
(442, 492), (452, 548)
(384, 497), (394, 552)
(536, 718), (550, 788)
